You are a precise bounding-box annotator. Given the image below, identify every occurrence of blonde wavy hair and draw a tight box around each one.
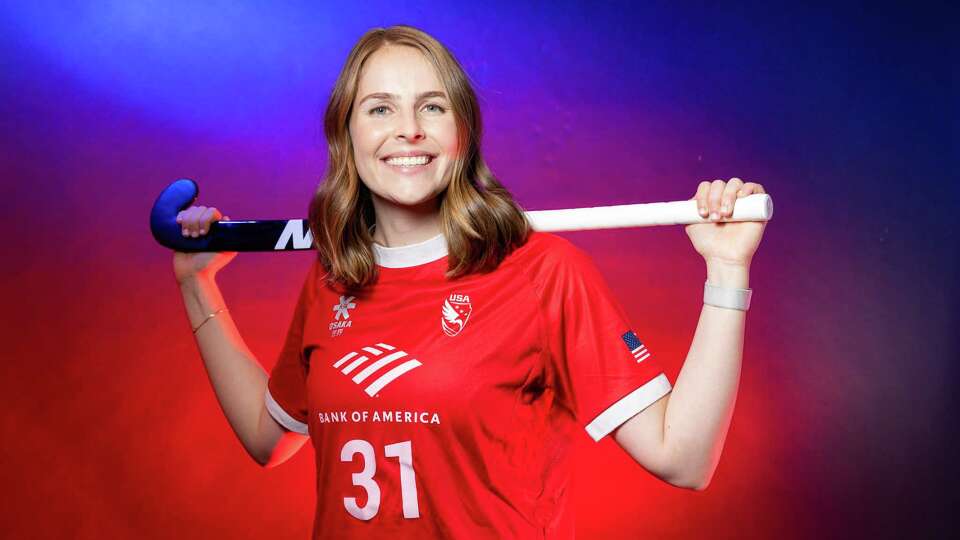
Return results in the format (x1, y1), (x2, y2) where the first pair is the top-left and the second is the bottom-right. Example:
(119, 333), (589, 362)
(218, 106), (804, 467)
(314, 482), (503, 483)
(308, 25), (530, 290)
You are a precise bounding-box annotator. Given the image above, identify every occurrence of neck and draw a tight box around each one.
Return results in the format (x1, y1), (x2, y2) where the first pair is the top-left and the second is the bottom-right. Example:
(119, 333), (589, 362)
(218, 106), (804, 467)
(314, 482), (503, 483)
(370, 194), (443, 247)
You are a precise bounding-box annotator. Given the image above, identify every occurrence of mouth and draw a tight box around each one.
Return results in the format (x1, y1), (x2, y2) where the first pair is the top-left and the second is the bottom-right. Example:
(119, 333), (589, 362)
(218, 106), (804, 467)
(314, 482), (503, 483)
(380, 154), (436, 173)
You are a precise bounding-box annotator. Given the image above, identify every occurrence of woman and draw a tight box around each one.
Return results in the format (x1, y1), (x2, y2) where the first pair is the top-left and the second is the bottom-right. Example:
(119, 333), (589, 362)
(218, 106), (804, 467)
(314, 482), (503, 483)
(174, 25), (767, 539)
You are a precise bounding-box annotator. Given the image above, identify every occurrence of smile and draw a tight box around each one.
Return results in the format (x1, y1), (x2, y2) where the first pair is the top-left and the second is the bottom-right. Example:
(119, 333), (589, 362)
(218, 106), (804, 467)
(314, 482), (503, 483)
(381, 154), (436, 174)
(383, 155), (434, 167)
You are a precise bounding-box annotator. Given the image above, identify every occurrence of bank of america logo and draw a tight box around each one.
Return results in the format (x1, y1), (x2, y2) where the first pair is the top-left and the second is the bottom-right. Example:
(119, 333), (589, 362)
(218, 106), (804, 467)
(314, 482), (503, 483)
(621, 330), (651, 363)
(332, 342), (422, 397)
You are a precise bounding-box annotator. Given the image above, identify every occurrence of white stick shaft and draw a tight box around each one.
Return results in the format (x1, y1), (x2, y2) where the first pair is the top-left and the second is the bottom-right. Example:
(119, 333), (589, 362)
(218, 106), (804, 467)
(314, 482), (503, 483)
(524, 193), (773, 232)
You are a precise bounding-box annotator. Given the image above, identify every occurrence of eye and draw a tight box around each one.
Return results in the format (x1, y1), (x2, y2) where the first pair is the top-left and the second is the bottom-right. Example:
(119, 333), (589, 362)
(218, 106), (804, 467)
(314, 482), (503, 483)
(369, 105), (390, 116)
(423, 103), (446, 113)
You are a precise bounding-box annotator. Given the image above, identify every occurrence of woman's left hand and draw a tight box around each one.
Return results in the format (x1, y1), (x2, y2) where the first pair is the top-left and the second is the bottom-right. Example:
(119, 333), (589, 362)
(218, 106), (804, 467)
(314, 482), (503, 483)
(685, 178), (769, 267)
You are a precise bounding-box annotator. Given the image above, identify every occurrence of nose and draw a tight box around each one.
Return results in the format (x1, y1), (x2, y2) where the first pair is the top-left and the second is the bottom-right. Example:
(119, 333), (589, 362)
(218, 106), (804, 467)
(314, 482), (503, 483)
(395, 107), (425, 141)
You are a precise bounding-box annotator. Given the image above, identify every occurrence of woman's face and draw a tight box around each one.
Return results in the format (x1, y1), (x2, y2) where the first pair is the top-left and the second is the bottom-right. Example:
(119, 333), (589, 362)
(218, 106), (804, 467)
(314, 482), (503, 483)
(348, 45), (459, 210)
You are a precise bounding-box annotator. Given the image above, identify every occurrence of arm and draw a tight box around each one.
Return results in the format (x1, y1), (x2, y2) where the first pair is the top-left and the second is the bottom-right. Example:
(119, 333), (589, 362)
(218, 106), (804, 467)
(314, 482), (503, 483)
(180, 275), (309, 467)
(613, 260), (748, 490)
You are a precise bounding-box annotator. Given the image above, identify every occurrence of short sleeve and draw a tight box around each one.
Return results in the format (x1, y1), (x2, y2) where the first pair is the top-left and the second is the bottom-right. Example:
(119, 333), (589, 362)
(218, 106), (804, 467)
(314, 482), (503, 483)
(538, 236), (672, 442)
(264, 260), (319, 435)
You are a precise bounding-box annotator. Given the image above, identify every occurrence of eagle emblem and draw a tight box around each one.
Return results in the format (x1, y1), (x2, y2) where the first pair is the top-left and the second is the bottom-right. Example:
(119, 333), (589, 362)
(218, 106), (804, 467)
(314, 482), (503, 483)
(441, 293), (473, 337)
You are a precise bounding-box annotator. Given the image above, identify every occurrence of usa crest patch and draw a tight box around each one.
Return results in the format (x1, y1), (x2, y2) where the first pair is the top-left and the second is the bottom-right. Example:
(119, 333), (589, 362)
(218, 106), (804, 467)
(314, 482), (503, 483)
(441, 293), (472, 337)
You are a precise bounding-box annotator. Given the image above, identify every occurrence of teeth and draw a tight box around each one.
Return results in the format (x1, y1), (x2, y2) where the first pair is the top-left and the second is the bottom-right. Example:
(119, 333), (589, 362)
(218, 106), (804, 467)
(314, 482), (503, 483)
(385, 155), (431, 167)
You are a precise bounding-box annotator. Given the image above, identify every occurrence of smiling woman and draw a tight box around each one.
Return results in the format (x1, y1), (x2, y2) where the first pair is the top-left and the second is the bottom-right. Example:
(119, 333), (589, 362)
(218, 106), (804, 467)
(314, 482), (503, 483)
(310, 26), (530, 289)
(172, 22), (762, 540)
(254, 25), (679, 539)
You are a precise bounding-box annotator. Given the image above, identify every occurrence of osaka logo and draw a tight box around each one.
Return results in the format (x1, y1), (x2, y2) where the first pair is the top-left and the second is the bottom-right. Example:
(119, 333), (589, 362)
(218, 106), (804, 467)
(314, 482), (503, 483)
(441, 293), (472, 337)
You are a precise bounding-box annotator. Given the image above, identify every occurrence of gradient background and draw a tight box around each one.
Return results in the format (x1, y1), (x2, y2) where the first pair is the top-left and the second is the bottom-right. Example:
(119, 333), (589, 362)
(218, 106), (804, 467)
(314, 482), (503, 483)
(1, 1), (955, 538)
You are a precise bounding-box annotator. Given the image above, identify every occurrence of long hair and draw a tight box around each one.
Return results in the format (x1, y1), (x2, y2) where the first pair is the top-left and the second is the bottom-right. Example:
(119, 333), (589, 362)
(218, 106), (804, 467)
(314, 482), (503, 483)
(308, 25), (530, 290)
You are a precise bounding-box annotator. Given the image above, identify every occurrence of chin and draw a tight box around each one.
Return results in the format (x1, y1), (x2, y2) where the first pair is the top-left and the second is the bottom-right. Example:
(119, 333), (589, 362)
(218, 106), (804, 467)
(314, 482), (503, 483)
(378, 179), (444, 206)
(388, 191), (442, 209)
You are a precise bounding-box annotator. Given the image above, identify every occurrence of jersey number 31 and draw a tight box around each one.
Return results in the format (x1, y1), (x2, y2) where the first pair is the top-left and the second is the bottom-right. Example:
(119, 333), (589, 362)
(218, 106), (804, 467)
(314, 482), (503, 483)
(341, 439), (420, 520)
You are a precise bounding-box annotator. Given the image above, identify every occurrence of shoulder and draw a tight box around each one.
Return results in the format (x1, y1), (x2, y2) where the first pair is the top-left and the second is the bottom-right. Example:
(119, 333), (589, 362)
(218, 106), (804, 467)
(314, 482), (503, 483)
(509, 231), (599, 281)
(525, 231), (595, 263)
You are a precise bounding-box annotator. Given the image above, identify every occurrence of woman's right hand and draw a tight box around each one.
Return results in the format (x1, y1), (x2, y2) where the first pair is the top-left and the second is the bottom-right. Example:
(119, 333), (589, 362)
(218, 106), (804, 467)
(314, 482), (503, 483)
(173, 205), (238, 285)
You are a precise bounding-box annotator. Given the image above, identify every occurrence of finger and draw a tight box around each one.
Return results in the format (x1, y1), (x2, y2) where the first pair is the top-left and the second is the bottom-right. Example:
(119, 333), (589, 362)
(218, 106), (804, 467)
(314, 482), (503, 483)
(721, 178), (745, 217)
(708, 179), (725, 220)
(205, 208), (222, 234)
(198, 207), (220, 235)
(694, 181), (710, 217)
(188, 205), (207, 237)
(737, 182), (757, 197)
(179, 206), (198, 236)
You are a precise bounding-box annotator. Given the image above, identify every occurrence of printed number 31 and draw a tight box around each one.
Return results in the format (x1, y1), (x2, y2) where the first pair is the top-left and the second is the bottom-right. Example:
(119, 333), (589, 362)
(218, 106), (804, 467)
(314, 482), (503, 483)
(340, 439), (420, 520)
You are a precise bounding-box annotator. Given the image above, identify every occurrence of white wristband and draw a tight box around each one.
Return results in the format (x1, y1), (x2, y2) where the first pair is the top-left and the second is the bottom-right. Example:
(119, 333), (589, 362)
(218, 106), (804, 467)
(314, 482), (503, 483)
(703, 280), (752, 311)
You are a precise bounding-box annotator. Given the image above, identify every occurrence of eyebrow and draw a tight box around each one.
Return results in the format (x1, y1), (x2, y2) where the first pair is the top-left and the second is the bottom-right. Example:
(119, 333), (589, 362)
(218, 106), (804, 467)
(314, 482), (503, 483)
(358, 90), (448, 105)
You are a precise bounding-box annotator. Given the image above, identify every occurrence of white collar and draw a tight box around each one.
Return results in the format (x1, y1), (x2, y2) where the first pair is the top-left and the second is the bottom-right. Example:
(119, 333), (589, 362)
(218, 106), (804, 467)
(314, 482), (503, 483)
(372, 233), (448, 268)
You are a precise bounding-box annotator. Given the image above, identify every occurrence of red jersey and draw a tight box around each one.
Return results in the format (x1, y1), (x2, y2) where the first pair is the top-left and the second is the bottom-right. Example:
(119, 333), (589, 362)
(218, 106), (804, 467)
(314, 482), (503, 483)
(265, 231), (672, 539)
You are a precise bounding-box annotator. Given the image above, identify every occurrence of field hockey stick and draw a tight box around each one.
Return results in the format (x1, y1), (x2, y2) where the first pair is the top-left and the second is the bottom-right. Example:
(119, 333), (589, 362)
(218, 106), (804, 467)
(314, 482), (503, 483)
(151, 178), (773, 252)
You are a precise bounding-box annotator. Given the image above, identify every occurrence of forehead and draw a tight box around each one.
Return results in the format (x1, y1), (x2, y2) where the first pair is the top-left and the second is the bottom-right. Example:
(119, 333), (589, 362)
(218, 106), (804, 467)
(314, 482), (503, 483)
(355, 45), (443, 98)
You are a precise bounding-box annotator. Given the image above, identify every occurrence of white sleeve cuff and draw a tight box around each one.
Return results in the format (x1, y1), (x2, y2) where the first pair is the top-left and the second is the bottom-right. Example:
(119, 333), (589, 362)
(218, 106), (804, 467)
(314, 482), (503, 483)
(584, 373), (672, 442)
(265, 387), (309, 435)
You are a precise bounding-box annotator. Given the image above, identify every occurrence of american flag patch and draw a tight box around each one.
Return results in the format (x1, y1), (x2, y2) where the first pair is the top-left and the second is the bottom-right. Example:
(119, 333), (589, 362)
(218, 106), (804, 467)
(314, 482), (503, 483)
(621, 330), (651, 363)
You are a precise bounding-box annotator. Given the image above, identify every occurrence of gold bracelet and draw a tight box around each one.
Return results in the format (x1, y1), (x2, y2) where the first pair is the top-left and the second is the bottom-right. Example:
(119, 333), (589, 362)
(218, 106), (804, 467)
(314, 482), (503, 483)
(192, 308), (229, 334)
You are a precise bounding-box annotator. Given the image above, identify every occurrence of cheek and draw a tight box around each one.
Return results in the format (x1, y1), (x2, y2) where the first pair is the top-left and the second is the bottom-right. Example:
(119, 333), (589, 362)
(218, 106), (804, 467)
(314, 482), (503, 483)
(349, 119), (381, 156)
(438, 120), (461, 156)
(348, 126), (377, 185)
